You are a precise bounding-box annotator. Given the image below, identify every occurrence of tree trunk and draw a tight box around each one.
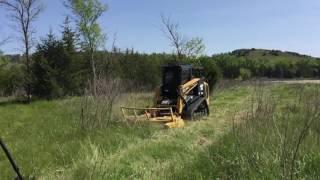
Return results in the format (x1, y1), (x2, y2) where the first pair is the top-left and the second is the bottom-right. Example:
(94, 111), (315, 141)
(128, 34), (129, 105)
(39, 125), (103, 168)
(90, 48), (97, 96)
(25, 40), (32, 102)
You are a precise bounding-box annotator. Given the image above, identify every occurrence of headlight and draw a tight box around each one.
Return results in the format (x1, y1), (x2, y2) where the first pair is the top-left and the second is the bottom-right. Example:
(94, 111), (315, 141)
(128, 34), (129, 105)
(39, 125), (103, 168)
(161, 99), (171, 105)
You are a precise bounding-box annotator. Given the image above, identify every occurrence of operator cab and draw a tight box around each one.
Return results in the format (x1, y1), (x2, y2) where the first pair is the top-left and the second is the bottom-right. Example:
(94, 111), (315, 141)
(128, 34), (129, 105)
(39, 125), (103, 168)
(161, 65), (192, 99)
(159, 65), (206, 106)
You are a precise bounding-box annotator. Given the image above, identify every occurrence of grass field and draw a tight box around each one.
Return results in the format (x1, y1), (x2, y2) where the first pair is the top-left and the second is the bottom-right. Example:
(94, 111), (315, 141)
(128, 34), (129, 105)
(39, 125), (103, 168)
(1, 82), (320, 179)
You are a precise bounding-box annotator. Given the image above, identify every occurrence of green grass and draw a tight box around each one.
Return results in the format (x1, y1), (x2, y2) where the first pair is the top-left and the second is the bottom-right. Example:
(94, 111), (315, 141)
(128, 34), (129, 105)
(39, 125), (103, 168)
(1, 83), (320, 179)
(0, 94), (157, 179)
(175, 83), (320, 179)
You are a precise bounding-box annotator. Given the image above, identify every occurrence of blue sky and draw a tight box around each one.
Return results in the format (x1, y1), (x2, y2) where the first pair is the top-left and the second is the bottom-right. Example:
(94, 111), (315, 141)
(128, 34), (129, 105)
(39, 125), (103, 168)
(0, 0), (320, 56)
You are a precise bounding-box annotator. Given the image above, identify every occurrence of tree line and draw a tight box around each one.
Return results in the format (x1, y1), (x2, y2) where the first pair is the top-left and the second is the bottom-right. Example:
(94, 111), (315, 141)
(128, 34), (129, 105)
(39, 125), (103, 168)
(2, 45), (320, 99)
(0, 0), (319, 100)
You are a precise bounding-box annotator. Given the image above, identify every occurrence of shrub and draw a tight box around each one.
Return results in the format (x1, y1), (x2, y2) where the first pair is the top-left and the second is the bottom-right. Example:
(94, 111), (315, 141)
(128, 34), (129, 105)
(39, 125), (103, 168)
(0, 58), (24, 96)
(199, 57), (222, 89)
(239, 68), (252, 80)
(80, 77), (123, 129)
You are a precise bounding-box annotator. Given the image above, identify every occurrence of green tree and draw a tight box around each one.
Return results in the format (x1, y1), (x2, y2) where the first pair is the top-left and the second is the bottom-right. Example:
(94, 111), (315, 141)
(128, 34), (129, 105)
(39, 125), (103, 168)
(32, 32), (67, 98)
(62, 16), (79, 52)
(185, 37), (206, 59)
(65, 0), (107, 95)
(61, 16), (82, 94)
(32, 55), (59, 99)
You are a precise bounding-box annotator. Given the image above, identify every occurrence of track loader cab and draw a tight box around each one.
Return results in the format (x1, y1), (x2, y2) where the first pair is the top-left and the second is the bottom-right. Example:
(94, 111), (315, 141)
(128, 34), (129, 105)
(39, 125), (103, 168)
(160, 65), (193, 104)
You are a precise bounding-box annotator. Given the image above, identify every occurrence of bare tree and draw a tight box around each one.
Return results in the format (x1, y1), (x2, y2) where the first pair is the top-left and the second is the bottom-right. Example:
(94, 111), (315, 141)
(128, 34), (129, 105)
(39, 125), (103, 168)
(161, 14), (186, 61)
(161, 14), (205, 61)
(0, 0), (43, 101)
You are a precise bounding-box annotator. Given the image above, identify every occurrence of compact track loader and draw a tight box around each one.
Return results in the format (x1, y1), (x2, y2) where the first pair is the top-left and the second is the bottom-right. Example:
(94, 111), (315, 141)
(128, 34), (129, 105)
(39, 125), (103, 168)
(121, 64), (210, 128)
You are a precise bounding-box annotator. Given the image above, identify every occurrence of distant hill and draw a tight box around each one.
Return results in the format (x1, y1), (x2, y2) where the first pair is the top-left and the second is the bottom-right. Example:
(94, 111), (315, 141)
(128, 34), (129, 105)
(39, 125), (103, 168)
(228, 48), (319, 61)
(211, 48), (320, 79)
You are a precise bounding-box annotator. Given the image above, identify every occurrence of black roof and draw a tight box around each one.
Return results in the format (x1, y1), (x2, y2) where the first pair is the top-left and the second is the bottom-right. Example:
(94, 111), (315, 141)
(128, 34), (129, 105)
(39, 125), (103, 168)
(162, 64), (193, 69)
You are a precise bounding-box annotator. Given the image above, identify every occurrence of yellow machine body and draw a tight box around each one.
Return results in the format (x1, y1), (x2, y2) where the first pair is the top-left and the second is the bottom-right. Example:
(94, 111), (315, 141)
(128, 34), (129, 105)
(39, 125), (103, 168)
(121, 65), (210, 128)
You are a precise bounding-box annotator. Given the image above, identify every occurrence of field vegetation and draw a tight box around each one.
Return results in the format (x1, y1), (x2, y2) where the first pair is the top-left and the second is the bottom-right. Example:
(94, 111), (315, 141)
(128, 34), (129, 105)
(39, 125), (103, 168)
(1, 83), (320, 179)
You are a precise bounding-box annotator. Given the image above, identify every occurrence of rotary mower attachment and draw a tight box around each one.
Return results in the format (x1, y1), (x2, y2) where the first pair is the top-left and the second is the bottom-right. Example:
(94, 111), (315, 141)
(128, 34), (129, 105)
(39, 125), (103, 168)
(121, 107), (185, 128)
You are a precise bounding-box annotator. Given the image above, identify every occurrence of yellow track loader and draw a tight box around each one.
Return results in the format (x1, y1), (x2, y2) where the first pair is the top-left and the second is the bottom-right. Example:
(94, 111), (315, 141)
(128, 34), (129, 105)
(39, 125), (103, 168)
(121, 64), (210, 128)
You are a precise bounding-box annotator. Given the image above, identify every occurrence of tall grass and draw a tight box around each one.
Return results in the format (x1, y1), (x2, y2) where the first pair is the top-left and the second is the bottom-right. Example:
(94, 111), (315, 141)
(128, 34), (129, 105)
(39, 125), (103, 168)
(2, 83), (320, 179)
(175, 84), (320, 179)
(0, 92), (156, 179)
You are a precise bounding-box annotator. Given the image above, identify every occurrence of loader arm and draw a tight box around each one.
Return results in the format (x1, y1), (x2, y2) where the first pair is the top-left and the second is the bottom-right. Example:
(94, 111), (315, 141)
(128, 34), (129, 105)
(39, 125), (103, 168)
(177, 78), (202, 114)
(180, 78), (201, 95)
